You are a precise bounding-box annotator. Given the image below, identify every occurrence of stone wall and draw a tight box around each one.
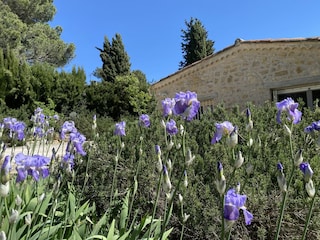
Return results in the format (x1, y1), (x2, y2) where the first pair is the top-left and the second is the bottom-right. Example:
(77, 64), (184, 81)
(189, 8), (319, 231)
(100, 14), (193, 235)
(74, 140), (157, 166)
(151, 38), (320, 110)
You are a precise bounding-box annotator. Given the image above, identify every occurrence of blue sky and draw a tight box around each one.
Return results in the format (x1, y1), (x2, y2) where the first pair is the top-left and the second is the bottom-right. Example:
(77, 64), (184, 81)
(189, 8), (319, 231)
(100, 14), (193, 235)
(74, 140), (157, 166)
(50, 0), (320, 83)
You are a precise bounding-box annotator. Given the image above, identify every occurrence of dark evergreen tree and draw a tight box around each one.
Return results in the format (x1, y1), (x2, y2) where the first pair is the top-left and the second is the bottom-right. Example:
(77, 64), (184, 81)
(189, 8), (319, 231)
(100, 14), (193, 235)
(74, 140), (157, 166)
(96, 34), (130, 82)
(0, 48), (33, 108)
(179, 17), (214, 69)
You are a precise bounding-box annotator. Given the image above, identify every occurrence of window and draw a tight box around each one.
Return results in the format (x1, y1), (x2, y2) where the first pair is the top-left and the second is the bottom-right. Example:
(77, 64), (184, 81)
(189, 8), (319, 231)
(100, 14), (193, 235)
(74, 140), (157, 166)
(273, 84), (320, 108)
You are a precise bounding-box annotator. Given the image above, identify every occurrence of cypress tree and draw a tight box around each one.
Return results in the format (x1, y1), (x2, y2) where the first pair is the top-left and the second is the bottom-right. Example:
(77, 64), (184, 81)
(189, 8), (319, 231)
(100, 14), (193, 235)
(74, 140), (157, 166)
(179, 17), (214, 69)
(96, 33), (131, 82)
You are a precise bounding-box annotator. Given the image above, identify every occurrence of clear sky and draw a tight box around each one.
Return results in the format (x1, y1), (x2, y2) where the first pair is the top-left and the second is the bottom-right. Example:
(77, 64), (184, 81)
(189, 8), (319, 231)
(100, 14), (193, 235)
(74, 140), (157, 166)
(50, 0), (320, 83)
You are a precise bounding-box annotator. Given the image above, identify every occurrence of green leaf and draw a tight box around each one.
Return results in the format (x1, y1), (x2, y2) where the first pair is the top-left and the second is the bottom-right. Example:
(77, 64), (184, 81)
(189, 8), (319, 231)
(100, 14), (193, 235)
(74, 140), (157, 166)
(69, 191), (76, 220)
(68, 228), (83, 240)
(90, 213), (107, 236)
(131, 215), (151, 239)
(106, 219), (115, 240)
(161, 228), (173, 240)
(28, 223), (62, 240)
(26, 197), (38, 211)
(117, 230), (131, 240)
(75, 200), (90, 220)
(24, 184), (32, 205)
(85, 235), (108, 240)
(119, 190), (130, 233)
(38, 191), (53, 215)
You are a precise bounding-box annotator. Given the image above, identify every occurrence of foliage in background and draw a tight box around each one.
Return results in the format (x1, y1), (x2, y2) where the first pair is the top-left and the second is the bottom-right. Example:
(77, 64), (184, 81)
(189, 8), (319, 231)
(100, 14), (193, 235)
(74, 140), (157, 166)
(0, 48), (86, 113)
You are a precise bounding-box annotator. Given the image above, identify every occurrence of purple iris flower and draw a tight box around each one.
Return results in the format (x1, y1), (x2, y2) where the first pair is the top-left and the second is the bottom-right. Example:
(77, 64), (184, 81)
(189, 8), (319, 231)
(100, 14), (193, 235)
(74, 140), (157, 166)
(1, 156), (11, 184)
(70, 131), (87, 156)
(53, 114), (60, 121)
(217, 161), (223, 172)
(60, 121), (77, 140)
(211, 121), (235, 144)
(3, 117), (26, 140)
(155, 145), (161, 155)
(34, 126), (44, 137)
(1, 156), (10, 174)
(114, 121), (126, 136)
(31, 108), (48, 127)
(300, 162), (313, 181)
(139, 114), (150, 128)
(63, 151), (75, 170)
(15, 153), (50, 182)
(304, 120), (320, 133)
(12, 122), (26, 140)
(166, 119), (178, 135)
(173, 91), (200, 121)
(277, 162), (284, 171)
(224, 189), (253, 225)
(245, 108), (251, 118)
(276, 97), (302, 124)
(162, 98), (175, 117)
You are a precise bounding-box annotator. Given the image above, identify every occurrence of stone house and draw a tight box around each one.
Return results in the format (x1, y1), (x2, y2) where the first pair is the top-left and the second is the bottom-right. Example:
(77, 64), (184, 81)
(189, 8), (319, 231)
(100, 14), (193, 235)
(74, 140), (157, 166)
(151, 37), (320, 112)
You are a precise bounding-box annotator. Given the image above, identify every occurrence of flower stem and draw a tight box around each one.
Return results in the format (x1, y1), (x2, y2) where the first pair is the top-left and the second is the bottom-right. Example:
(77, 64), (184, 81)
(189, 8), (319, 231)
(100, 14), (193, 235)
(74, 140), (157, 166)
(220, 194), (225, 240)
(147, 172), (163, 240)
(275, 125), (295, 240)
(301, 189), (318, 240)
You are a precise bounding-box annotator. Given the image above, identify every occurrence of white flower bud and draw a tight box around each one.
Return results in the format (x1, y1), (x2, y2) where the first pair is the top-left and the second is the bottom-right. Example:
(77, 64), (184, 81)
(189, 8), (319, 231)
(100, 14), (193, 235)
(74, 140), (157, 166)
(294, 149), (303, 166)
(0, 182), (9, 197)
(25, 213), (32, 225)
(133, 177), (138, 196)
(183, 213), (190, 223)
(305, 179), (315, 198)
(167, 159), (172, 172)
(186, 149), (195, 166)
(160, 120), (166, 128)
(166, 191), (174, 200)
(176, 143), (181, 150)
(283, 124), (291, 136)
(234, 151), (244, 169)
(277, 173), (287, 193)
(167, 140), (174, 151)
(246, 120), (253, 131)
(215, 175), (226, 195)
(38, 193), (45, 202)
(247, 138), (253, 147)
(180, 124), (185, 136)
(226, 129), (238, 148)
(156, 158), (162, 173)
(164, 174), (172, 193)
(15, 195), (22, 206)
(9, 209), (19, 224)
(178, 194), (183, 204)
(0, 231), (6, 240)
(184, 171), (188, 188)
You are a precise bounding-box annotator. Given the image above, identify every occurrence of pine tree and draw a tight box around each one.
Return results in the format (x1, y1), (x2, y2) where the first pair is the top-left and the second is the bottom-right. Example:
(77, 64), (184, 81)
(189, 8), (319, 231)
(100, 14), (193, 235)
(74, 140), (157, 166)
(179, 17), (214, 69)
(0, 0), (74, 67)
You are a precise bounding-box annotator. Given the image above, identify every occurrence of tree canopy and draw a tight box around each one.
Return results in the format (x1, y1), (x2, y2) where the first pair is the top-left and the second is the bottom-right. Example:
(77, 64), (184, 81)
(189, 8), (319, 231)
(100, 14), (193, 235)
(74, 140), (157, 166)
(0, 0), (75, 67)
(179, 17), (214, 69)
